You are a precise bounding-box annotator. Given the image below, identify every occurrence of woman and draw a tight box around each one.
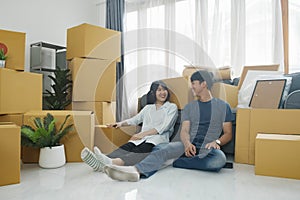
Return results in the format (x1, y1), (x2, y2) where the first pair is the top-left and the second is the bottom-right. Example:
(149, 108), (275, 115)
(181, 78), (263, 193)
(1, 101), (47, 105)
(81, 80), (178, 172)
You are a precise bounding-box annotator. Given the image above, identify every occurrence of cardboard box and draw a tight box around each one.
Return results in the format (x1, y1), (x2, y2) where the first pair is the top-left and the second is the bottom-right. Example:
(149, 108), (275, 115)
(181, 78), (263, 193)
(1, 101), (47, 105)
(22, 111), (95, 162)
(183, 66), (232, 81)
(0, 113), (23, 126)
(235, 108), (300, 164)
(0, 29), (25, 71)
(69, 58), (116, 102)
(94, 125), (137, 154)
(67, 23), (121, 60)
(161, 77), (194, 109)
(211, 82), (238, 108)
(255, 134), (300, 180)
(72, 101), (116, 125)
(0, 123), (20, 186)
(0, 68), (42, 114)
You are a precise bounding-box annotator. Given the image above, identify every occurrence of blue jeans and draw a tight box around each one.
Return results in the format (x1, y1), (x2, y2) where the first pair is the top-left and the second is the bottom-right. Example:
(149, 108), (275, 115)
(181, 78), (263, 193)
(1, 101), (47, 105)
(135, 142), (185, 178)
(173, 149), (226, 172)
(135, 143), (226, 178)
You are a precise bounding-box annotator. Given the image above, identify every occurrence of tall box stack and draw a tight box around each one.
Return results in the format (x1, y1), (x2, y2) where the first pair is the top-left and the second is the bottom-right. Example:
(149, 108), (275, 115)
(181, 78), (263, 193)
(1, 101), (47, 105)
(0, 29), (42, 181)
(67, 23), (121, 153)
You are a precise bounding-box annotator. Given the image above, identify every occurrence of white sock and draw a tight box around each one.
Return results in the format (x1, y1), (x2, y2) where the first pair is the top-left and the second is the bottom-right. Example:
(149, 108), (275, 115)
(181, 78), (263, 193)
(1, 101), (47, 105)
(94, 146), (112, 165)
(104, 165), (140, 182)
(109, 165), (139, 174)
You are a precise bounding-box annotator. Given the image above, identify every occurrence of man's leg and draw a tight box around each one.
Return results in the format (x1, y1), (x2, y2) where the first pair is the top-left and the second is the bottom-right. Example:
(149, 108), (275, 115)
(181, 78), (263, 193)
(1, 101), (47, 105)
(172, 149), (226, 172)
(104, 142), (184, 181)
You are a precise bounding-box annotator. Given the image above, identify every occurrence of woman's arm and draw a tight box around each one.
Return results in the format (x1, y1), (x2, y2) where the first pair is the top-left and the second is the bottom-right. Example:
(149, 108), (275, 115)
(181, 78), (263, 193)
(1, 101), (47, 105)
(130, 128), (158, 140)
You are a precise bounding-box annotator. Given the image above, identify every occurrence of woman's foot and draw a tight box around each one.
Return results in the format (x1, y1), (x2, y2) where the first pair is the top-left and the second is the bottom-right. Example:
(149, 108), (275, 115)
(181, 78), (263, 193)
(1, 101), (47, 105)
(80, 147), (105, 172)
(93, 146), (112, 165)
(104, 165), (140, 182)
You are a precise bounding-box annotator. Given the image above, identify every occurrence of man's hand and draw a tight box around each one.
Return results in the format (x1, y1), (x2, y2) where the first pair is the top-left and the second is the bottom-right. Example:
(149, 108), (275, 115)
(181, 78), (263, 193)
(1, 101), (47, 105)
(185, 143), (196, 157)
(205, 141), (220, 150)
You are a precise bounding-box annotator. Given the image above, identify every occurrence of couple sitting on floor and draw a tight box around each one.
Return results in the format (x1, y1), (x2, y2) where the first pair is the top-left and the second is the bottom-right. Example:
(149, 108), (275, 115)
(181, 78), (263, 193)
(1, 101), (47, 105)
(81, 70), (234, 182)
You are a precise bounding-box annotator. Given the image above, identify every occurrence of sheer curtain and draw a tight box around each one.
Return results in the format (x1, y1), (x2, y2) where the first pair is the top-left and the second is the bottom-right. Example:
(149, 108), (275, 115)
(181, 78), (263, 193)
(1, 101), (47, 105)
(121, 0), (284, 118)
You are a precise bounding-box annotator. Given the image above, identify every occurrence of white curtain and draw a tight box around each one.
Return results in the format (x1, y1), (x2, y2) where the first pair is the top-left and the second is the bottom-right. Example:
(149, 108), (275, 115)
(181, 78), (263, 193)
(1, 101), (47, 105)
(121, 0), (284, 118)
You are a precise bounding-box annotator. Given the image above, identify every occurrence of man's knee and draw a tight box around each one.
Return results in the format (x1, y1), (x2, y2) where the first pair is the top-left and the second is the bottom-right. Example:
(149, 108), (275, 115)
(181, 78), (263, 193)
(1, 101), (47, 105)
(207, 149), (226, 171)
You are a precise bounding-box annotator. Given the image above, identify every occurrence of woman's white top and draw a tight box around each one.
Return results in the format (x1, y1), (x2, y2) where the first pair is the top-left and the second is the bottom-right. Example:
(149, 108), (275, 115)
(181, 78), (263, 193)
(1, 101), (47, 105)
(126, 101), (178, 145)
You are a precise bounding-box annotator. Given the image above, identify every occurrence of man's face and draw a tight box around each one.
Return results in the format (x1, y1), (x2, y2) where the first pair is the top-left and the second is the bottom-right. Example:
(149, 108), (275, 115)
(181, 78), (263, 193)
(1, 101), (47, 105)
(191, 80), (204, 96)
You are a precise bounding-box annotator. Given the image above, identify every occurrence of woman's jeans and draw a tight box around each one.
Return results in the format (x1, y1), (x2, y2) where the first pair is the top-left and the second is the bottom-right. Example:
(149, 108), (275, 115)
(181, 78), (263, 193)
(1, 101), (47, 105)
(135, 142), (226, 178)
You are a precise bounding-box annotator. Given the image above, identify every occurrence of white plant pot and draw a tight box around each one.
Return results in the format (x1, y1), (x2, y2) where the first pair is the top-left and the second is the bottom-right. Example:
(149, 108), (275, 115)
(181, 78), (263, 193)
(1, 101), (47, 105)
(39, 144), (66, 169)
(0, 60), (5, 68)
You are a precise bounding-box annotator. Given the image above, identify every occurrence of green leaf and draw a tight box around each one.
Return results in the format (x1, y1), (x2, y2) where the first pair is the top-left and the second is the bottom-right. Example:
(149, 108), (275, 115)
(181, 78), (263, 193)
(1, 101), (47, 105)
(33, 117), (44, 129)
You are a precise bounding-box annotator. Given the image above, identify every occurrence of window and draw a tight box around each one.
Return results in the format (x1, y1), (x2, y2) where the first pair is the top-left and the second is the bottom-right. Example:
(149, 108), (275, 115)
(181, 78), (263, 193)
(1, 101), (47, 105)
(289, 0), (300, 73)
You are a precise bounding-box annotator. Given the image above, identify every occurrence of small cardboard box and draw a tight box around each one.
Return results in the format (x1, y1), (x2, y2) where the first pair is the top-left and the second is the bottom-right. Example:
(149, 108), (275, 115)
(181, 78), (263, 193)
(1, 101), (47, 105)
(0, 113), (23, 126)
(69, 57), (116, 102)
(0, 123), (20, 186)
(0, 29), (25, 71)
(22, 111), (95, 162)
(94, 125), (137, 154)
(67, 23), (121, 60)
(255, 134), (300, 180)
(0, 68), (42, 114)
(235, 108), (300, 164)
(182, 66), (232, 81)
(161, 77), (194, 109)
(72, 101), (116, 125)
(211, 82), (238, 108)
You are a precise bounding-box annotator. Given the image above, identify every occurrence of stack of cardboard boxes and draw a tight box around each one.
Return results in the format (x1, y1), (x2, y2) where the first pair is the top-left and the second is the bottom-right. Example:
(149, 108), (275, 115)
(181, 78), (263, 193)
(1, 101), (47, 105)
(66, 23), (136, 154)
(235, 108), (300, 180)
(160, 65), (300, 180)
(0, 29), (42, 186)
(229, 65), (300, 180)
(0, 28), (99, 186)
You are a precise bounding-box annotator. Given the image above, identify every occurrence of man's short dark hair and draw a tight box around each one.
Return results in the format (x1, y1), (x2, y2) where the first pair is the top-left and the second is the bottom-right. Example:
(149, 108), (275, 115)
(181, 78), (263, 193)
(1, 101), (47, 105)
(190, 70), (214, 90)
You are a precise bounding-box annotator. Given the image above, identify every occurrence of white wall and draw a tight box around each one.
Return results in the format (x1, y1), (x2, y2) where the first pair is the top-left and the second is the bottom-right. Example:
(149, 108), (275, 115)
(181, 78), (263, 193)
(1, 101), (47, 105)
(0, 0), (101, 71)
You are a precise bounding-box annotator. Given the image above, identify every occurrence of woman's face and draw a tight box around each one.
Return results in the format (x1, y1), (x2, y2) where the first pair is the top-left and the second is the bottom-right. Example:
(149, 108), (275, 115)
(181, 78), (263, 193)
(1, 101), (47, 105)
(155, 85), (168, 103)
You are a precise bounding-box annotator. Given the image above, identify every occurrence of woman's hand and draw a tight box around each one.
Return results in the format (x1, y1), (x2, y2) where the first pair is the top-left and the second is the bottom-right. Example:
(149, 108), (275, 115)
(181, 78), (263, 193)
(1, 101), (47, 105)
(107, 122), (122, 128)
(130, 133), (144, 140)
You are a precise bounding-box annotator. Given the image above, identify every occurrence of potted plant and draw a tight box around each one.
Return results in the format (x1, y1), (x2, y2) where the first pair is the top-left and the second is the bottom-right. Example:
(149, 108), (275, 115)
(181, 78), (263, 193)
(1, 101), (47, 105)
(44, 67), (72, 110)
(21, 113), (73, 168)
(0, 48), (7, 68)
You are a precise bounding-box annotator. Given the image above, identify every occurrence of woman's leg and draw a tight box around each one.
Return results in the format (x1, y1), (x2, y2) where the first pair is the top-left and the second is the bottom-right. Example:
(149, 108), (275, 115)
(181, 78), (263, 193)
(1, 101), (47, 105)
(172, 149), (226, 172)
(117, 142), (155, 166)
(107, 142), (136, 159)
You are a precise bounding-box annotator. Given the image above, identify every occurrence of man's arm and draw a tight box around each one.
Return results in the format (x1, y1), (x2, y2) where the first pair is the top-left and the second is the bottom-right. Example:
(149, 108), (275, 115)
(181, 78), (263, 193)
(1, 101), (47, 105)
(218, 121), (232, 145)
(180, 121), (196, 157)
(205, 121), (232, 149)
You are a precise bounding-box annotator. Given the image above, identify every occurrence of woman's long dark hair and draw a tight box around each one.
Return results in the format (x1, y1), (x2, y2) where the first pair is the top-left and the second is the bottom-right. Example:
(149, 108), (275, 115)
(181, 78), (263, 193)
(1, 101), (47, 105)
(146, 80), (170, 104)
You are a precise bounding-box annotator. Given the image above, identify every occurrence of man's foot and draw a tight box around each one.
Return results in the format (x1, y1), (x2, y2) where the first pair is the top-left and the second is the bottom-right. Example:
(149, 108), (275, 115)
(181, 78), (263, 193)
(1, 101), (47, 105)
(81, 147), (105, 172)
(104, 165), (140, 182)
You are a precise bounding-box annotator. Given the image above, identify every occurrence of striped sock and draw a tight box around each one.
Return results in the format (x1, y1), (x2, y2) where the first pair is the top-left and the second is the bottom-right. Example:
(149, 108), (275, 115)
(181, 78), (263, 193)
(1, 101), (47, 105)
(81, 147), (105, 172)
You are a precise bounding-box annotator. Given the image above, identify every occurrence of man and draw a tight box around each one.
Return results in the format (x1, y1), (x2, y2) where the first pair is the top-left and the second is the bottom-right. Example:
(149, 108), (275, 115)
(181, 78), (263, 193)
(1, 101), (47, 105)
(103, 70), (233, 181)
